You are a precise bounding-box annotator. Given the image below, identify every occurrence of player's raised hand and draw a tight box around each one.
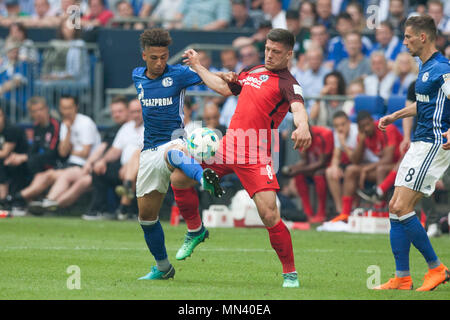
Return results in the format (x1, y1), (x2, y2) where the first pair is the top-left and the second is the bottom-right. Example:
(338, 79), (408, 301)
(378, 115), (395, 131)
(442, 129), (450, 150)
(182, 49), (200, 67)
(291, 126), (312, 151)
(220, 71), (238, 83)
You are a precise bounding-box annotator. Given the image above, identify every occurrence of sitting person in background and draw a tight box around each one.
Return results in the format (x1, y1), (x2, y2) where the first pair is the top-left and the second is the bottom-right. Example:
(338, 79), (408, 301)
(336, 31), (371, 86)
(325, 111), (359, 216)
(2, 97), (60, 211)
(228, 0), (256, 30)
(172, 0), (231, 30)
(150, 0), (183, 29)
(0, 41), (30, 113)
(81, 0), (114, 29)
(202, 101), (226, 137)
(0, 106), (28, 203)
(83, 98), (143, 221)
(14, 95), (101, 212)
(390, 51), (418, 96)
(309, 71), (346, 127)
(363, 51), (397, 102)
(37, 17), (90, 89)
(331, 111), (403, 223)
(112, 0), (144, 30)
(4, 22), (38, 64)
(341, 78), (365, 118)
(21, 0), (59, 28)
(0, 0), (29, 27)
(372, 20), (407, 67)
(282, 125), (334, 223)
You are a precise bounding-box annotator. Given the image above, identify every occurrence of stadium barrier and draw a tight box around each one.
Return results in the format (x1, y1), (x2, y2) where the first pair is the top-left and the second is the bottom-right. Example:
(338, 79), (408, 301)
(2, 41), (103, 123)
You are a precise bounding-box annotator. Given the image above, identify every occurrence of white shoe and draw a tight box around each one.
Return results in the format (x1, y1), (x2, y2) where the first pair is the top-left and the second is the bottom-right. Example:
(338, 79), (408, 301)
(41, 198), (59, 211)
(427, 223), (441, 238)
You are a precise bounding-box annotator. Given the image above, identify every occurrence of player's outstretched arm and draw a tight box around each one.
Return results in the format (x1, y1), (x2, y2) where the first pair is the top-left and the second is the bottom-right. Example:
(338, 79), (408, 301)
(379, 102), (417, 131)
(183, 49), (233, 97)
(290, 101), (311, 151)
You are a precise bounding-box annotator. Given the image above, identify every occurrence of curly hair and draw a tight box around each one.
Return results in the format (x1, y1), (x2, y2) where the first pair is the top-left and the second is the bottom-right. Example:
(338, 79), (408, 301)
(139, 28), (172, 50)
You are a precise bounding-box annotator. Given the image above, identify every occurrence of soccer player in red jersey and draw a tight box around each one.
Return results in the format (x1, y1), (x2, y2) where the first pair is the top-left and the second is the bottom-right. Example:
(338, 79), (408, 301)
(331, 110), (403, 222)
(282, 126), (334, 223)
(173, 28), (311, 288)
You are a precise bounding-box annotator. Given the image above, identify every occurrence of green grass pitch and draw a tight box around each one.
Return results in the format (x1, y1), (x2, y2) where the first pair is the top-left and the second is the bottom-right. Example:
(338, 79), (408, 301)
(1, 217), (449, 300)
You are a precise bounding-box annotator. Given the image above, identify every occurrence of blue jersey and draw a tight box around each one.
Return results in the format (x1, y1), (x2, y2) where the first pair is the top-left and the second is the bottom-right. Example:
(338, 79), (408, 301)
(132, 64), (201, 150)
(413, 52), (450, 144)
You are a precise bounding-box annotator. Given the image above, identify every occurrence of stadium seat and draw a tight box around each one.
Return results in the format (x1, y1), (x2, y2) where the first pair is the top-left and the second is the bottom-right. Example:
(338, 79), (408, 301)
(351, 95), (385, 122)
(387, 95), (407, 134)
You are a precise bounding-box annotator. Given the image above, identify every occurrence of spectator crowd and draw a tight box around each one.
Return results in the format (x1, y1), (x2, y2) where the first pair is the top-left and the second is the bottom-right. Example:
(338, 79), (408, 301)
(0, 0), (449, 236)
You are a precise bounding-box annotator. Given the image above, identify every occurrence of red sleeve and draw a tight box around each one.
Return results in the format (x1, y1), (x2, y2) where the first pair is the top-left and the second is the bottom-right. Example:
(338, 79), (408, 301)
(98, 10), (114, 25)
(324, 129), (334, 155)
(227, 71), (246, 96)
(280, 72), (304, 104)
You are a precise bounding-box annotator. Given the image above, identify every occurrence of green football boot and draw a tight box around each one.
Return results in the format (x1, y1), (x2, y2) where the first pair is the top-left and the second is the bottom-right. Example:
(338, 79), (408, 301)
(202, 168), (225, 198)
(176, 228), (209, 260)
(282, 272), (300, 288)
(138, 265), (175, 280)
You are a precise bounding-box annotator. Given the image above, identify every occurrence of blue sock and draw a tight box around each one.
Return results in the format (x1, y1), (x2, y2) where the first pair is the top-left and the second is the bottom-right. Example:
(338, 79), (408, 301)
(399, 212), (440, 269)
(389, 217), (411, 277)
(140, 220), (170, 271)
(167, 149), (203, 184)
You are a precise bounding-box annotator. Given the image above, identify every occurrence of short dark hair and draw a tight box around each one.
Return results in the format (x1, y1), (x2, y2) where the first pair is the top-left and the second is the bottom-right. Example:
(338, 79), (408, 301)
(267, 28), (295, 49)
(356, 110), (373, 123)
(379, 20), (394, 32)
(60, 94), (78, 106)
(404, 15), (437, 42)
(332, 110), (349, 121)
(286, 10), (299, 20)
(140, 28), (172, 50)
(336, 12), (353, 23)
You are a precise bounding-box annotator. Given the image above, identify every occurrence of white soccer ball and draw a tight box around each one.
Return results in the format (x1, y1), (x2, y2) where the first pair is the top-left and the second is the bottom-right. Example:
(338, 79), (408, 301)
(187, 127), (219, 161)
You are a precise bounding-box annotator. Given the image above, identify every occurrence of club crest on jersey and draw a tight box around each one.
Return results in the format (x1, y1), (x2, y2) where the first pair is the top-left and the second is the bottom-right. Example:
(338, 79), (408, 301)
(422, 72), (429, 82)
(162, 77), (173, 87)
(259, 75), (269, 82)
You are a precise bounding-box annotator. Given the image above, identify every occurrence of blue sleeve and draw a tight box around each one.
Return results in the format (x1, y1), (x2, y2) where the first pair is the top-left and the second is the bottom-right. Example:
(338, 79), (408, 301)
(179, 65), (202, 88)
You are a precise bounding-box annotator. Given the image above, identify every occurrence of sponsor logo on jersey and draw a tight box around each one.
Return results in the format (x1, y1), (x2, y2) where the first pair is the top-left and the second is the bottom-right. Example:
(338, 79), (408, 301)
(416, 93), (430, 103)
(140, 97), (173, 107)
(443, 73), (450, 82)
(259, 75), (269, 82)
(162, 77), (173, 87)
(138, 83), (144, 100)
(240, 75), (267, 89)
(422, 72), (429, 82)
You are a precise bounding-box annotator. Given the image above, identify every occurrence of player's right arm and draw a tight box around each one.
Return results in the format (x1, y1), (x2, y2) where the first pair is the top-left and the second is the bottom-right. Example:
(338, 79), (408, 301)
(379, 102), (417, 131)
(182, 49), (234, 97)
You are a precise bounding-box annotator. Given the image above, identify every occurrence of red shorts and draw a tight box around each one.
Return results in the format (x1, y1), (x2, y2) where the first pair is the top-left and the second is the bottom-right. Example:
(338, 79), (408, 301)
(201, 138), (279, 198)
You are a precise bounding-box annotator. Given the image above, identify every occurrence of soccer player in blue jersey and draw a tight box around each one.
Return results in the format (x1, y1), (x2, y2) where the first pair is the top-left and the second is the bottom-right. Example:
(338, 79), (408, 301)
(132, 29), (224, 280)
(374, 15), (450, 291)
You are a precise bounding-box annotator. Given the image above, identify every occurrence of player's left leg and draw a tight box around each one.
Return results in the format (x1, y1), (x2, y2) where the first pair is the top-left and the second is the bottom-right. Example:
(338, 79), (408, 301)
(253, 190), (299, 288)
(389, 186), (449, 291)
(137, 190), (175, 280)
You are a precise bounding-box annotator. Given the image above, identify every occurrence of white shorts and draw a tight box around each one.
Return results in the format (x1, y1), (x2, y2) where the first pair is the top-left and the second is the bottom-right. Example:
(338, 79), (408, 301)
(136, 139), (185, 198)
(395, 141), (450, 196)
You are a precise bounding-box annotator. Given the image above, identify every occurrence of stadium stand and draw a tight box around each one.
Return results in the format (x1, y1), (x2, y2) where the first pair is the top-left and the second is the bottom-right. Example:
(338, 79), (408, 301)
(0, 0), (448, 232)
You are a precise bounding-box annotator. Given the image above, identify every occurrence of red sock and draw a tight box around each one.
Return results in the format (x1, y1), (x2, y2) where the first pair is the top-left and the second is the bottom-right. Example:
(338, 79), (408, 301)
(379, 170), (397, 194)
(294, 174), (313, 217)
(313, 175), (327, 218)
(341, 196), (354, 216)
(267, 220), (296, 273)
(172, 186), (202, 231)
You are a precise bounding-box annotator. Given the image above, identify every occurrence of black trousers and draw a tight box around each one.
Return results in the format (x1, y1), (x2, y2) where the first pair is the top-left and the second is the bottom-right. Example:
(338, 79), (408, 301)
(88, 160), (122, 213)
(0, 161), (31, 196)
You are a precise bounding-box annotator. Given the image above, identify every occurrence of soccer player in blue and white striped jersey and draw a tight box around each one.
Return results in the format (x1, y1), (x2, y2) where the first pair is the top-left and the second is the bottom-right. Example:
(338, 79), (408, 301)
(375, 15), (450, 291)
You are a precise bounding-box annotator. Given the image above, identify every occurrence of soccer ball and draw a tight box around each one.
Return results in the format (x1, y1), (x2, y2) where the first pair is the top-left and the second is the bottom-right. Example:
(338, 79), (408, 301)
(187, 127), (219, 161)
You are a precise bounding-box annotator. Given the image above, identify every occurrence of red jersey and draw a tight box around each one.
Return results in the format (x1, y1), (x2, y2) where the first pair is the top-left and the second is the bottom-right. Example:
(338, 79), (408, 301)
(360, 120), (403, 162)
(305, 126), (334, 165)
(224, 65), (304, 162)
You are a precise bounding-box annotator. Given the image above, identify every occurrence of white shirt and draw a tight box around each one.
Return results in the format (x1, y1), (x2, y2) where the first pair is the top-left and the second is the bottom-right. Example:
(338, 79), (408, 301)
(112, 120), (144, 165)
(333, 122), (379, 163)
(268, 10), (287, 30)
(60, 113), (101, 166)
(364, 71), (397, 101)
